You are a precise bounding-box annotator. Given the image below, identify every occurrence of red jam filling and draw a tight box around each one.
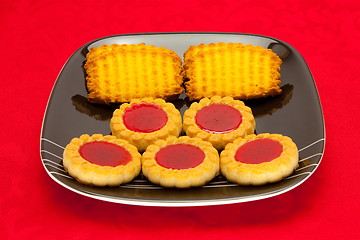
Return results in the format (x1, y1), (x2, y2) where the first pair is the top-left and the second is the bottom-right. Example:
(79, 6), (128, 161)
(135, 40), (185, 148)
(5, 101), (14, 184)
(235, 138), (283, 164)
(123, 103), (168, 133)
(155, 144), (205, 170)
(79, 141), (132, 167)
(195, 104), (242, 134)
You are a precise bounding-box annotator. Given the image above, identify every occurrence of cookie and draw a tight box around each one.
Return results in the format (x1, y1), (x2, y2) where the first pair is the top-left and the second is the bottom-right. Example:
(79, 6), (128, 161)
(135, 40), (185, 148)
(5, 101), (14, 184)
(183, 96), (255, 150)
(110, 98), (182, 152)
(63, 134), (141, 187)
(220, 133), (299, 185)
(85, 43), (184, 103)
(142, 136), (220, 188)
(184, 42), (282, 100)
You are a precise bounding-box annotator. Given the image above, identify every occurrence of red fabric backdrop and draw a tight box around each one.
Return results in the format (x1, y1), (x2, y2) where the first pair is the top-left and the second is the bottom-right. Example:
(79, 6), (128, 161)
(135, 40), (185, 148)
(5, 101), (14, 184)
(1, 0), (359, 239)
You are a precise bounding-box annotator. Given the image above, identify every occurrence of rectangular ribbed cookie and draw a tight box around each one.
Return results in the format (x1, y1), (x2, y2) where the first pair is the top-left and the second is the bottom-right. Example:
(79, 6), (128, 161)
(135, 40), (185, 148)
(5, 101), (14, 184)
(84, 43), (184, 103)
(183, 42), (282, 100)
(86, 43), (182, 65)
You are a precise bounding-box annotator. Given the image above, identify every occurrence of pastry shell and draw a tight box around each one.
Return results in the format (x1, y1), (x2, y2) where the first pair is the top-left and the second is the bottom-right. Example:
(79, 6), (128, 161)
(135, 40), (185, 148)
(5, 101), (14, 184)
(183, 96), (255, 150)
(63, 134), (141, 187)
(110, 98), (182, 152)
(142, 136), (220, 188)
(220, 133), (299, 186)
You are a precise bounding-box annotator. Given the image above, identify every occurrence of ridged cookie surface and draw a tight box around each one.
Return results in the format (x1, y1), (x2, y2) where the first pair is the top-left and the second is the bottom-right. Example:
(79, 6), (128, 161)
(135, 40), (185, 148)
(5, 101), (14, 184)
(184, 42), (282, 100)
(85, 43), (184, 103)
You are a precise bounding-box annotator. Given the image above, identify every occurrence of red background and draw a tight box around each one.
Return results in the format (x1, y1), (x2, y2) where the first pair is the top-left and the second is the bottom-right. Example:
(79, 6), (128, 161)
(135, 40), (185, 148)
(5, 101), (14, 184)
(1, 0), (359, 239)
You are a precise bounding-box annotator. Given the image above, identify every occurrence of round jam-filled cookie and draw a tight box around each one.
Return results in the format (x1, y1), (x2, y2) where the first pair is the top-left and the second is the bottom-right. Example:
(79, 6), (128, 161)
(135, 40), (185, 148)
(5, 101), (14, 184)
(110, 98), (182, 152)
(63, 134), (141, 187)
(142, 136), (220, 188)
(183, 96), (255, 150)
(220, 133), (299, 186)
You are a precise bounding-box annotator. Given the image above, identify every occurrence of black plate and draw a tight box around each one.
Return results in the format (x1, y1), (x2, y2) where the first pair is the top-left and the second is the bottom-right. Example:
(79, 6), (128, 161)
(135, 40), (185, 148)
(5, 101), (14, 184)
(40, 32), (325, 206)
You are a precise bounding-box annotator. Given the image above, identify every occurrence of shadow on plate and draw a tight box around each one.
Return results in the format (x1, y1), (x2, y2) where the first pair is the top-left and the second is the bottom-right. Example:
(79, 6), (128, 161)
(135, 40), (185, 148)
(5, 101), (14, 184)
(182, 84), (294, 118)
(71, 95), (187, 121)
(267, 42), (291, 59)
(71, 84), (292, 121)
(244, 84), (294, 118)
(71, 95), (118, 121)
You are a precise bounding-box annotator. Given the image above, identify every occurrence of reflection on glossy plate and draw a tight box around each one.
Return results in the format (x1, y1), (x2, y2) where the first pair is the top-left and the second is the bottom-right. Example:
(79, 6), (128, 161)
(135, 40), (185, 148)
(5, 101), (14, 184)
(40, 32), (325, 206)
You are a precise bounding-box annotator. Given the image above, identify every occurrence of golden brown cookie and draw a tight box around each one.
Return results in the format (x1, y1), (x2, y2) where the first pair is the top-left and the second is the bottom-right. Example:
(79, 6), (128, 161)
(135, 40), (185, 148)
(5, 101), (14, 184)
(142, 136), (220, 188)
(183, 42), (282, 100)
(84, 43), (184, 103)
(110, 98), (182, 152)
(220, 133), (299, 186)
(183, 96), (255, 150)
(86, 43), (182, 64)
(63, 134), (141, 187)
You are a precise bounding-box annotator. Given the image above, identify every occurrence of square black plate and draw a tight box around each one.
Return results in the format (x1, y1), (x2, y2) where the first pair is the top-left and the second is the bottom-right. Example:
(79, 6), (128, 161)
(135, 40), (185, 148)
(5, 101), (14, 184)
(40, 32), (325, 206)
